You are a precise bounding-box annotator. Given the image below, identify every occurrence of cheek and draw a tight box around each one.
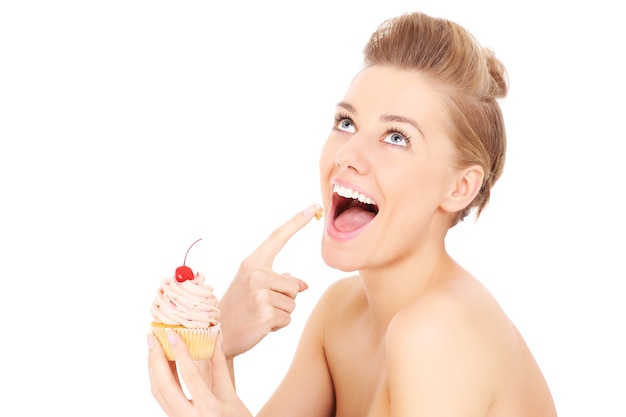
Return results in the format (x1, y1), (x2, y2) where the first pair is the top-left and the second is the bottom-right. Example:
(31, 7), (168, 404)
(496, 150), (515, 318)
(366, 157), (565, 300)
(389, 163), (446, 206)
(318, 140), (336, 199)
(404, 167), (453, 208)
(319, 139), (336, 176)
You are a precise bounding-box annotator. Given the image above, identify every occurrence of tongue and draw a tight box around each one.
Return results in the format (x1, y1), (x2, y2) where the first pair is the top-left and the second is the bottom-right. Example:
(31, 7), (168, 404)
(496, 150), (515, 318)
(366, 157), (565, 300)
(334, 207), (376, 233)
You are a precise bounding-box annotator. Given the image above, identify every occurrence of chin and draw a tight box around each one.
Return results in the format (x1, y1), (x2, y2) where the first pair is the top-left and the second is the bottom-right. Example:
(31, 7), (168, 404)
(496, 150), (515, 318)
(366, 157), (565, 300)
(321, 240), (362, 273)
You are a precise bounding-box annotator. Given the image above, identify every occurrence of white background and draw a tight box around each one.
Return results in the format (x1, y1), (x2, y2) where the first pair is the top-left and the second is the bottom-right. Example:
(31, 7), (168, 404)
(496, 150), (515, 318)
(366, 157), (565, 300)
(1, 1), (624, 416)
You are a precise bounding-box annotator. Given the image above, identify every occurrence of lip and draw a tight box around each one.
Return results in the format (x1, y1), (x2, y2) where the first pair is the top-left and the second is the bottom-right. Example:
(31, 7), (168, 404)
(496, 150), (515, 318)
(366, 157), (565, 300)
(326, 178), (378, 242)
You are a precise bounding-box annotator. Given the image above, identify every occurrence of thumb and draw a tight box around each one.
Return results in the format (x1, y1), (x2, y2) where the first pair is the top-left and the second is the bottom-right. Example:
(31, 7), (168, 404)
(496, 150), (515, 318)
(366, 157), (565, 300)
(282, 273), (309, 292)
(297, 278), (309, 292)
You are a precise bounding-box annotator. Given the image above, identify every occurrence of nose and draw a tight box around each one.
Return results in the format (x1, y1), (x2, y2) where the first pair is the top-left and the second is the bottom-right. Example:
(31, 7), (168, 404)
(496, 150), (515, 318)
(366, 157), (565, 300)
(334, 135), (370, 175)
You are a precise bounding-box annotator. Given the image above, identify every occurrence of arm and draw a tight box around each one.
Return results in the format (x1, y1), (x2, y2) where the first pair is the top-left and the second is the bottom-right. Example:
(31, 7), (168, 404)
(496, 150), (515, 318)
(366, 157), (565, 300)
(257, 288), (335, 417)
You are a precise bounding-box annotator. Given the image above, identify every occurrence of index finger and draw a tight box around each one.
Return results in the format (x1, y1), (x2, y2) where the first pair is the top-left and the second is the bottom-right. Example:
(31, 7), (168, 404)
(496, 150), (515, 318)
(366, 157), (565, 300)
(248, 203), (322, 264)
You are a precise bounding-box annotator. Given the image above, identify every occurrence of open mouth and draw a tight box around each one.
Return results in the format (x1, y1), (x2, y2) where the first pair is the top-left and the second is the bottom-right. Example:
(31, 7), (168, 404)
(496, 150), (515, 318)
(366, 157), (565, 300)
(332, 184), (379, 234)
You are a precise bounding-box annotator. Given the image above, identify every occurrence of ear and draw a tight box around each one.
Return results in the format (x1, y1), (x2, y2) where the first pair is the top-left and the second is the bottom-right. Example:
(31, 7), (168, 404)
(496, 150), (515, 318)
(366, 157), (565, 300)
(440, 165), (485, 214)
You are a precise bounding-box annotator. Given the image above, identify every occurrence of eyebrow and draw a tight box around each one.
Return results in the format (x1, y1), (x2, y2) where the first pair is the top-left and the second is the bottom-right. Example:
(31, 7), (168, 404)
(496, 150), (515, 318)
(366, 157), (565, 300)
(337, 101), (424, 137)
(337, 101), (357, 114)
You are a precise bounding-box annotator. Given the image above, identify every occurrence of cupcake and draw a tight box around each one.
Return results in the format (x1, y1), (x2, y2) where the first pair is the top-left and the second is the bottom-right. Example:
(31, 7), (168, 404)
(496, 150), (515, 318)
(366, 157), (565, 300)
(150, 239), (220, 360)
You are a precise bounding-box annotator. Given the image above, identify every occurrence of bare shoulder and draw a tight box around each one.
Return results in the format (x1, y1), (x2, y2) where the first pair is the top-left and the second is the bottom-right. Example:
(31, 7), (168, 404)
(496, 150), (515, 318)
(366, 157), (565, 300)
(385, 272), (557, 416)
(316, 275), (365, 316)
(298, 277), (366, 345)
(384, 275), (506, 414)
(390, 272), (510, 343)
(320, 274), (363, 298)
(387, 272), (511, 376)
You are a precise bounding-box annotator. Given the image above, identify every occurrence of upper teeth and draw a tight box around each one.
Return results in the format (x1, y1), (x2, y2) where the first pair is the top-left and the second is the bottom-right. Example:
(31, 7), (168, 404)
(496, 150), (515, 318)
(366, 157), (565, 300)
(333, 184), (376, 205)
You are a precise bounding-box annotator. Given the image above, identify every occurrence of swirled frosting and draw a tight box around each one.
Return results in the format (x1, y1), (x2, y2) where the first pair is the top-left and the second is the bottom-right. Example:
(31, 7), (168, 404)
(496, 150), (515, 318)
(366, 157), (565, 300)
(151, 272), (220, 328)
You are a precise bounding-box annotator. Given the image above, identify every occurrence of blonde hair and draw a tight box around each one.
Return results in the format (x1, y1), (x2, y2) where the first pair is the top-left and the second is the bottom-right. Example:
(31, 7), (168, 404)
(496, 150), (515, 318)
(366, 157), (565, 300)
(363, 12), (508, 226)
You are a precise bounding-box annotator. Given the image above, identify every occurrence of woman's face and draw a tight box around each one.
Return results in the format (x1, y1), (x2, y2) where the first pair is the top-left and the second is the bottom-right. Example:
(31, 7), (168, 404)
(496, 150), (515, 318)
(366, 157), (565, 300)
(319, 65), (460, 272)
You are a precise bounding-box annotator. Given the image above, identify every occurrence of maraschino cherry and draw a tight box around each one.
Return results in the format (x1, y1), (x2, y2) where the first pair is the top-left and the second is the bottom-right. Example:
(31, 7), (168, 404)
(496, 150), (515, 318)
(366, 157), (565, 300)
(175, 238), (202, 282)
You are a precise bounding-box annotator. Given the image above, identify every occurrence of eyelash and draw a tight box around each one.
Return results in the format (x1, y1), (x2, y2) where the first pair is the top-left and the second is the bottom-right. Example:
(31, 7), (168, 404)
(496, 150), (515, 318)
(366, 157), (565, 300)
(386, 126), (412, 147)
(333, 112), (413, 147)
(333, 112), (353, 129)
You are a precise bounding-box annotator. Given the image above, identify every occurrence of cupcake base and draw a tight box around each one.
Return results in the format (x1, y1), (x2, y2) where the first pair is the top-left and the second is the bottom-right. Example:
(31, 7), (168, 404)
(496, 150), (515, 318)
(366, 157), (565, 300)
(150, 322), (220, 361)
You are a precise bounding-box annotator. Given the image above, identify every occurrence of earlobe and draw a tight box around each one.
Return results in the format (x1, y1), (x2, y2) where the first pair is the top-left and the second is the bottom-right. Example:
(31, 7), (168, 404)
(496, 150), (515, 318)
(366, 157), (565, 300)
(440, 166), (485, 213)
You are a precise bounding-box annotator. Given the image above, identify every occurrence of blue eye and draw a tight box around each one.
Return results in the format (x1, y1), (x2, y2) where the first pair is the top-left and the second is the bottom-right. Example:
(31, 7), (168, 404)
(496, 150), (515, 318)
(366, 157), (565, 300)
(383, 131), (409, 147)
(335, 118), (356, 133)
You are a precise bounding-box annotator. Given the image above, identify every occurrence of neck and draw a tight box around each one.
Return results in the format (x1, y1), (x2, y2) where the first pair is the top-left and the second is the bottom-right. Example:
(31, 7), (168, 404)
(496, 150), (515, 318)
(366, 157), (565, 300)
(358, 242), (455, 334)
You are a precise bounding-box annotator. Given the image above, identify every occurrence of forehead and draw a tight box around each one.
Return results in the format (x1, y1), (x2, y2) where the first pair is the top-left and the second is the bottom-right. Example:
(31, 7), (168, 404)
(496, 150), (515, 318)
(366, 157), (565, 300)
(342, 65), (448, 131)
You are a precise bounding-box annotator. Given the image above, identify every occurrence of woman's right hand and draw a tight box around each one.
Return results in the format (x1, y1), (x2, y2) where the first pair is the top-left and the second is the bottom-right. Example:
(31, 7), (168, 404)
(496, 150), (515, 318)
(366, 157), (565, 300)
(218, 203), (321, 359)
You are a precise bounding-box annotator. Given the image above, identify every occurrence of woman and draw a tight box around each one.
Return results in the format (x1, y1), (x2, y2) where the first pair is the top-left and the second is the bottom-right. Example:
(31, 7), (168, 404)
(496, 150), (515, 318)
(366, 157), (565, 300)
(148, 11), (557, 416)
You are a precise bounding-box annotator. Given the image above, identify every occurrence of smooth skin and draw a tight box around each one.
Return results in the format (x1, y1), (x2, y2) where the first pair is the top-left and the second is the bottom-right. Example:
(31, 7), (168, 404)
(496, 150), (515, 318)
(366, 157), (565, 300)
(148, 66), (557, 417)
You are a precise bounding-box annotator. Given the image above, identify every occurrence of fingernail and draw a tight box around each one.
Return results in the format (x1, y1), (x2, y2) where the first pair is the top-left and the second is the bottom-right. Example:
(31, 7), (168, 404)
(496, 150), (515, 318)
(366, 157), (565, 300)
(147, 334), (155, 350)
(166, 329), (177, 345)
(302, 203), (321, 217)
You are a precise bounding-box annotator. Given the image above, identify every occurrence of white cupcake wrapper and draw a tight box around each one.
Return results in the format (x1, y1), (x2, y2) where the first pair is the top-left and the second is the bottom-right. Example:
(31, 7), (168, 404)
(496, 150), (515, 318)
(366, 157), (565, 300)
(151, 323), (220, 361)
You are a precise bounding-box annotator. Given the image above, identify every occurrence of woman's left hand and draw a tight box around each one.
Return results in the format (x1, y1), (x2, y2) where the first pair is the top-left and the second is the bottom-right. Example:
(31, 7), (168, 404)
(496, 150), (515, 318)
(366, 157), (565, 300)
(148, 330), (252, 417)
